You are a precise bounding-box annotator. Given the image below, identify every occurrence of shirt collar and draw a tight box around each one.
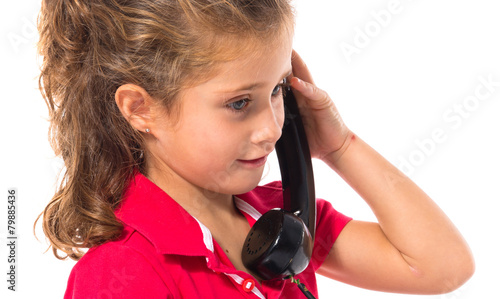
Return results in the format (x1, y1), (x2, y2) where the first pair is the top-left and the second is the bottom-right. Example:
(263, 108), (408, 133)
(115, 172), (213, 257)
(115, 172), (284, 258)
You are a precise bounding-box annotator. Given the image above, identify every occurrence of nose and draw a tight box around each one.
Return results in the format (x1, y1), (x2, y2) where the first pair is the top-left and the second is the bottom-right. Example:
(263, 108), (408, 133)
(250, 101), (284, 147)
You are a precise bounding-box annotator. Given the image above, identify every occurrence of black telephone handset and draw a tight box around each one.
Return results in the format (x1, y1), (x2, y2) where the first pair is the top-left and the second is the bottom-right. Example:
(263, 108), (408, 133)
(241, 85), (317, 288)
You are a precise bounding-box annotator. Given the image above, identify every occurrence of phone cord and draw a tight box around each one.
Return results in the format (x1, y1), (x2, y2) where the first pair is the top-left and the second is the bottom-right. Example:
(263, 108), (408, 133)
(288, 276), (317, 299)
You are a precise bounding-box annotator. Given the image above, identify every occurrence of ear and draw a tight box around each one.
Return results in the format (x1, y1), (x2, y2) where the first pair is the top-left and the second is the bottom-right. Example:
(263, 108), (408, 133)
(115, 84), (153, 132)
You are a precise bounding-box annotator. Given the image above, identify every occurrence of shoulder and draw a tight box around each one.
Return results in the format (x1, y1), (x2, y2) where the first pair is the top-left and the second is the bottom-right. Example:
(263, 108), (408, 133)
(316, 198), (352, 230)
(254, 181), (351, 229)
(64, 228), (173, 298)
(245, 180), (351, 226)
(311, 199), (352, 271)
(238, 181), (352, 270)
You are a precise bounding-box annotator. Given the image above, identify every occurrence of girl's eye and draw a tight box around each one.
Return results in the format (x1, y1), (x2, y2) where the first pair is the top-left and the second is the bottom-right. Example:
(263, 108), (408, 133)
(272, 79), (288, 97)
(271, 84), (282, 97)
(227, 99), (250, 112)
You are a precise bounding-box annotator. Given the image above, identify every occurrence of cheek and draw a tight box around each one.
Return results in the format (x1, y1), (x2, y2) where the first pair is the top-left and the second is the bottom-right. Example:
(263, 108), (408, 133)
(274, 98), (285, 129)
(182, 115), (244, 163)
(183, 128), (254, 193)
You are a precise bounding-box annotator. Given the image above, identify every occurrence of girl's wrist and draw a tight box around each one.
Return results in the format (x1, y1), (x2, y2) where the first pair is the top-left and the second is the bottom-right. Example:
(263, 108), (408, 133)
(321, 130), (356, 166)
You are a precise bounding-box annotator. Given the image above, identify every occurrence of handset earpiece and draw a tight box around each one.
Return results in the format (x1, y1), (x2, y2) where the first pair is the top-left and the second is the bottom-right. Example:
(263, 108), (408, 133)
(241, 86), (316, 281)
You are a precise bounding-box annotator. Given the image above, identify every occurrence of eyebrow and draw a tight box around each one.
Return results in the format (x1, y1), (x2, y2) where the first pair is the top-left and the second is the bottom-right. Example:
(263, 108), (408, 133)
(218, 69), (292, 94)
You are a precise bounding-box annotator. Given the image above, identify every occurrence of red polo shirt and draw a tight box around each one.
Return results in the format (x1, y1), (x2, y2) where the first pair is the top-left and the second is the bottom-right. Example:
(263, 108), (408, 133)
(64, 173), (351, 298)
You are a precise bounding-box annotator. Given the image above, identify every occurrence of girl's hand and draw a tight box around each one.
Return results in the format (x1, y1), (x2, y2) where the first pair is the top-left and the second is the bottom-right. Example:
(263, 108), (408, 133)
(289, 50), (353, 162)
(293, 47), (475, 293)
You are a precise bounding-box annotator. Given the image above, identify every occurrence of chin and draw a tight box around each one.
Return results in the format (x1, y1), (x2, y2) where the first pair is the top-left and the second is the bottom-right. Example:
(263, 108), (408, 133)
(201, 168), (264, 195)
(228, 176), (264, 195)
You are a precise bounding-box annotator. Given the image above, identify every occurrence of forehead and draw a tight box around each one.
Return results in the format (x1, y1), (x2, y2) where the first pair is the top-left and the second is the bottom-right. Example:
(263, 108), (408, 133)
(204, 32), (293, 82)
(157, 36), (292, 126)
(196, 42), (293, 95)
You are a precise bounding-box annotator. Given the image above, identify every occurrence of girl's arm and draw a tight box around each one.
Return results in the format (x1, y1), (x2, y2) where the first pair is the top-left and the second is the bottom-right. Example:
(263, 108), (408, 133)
(317, 134), (474, 294)
(289, 51), (474, 294)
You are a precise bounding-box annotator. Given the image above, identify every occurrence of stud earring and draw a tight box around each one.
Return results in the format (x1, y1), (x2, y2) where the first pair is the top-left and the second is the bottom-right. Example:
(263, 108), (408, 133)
(145, 128), (150, 133)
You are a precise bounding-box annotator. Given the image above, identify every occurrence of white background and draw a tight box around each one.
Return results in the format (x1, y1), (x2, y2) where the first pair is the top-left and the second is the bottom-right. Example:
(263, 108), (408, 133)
(1, 0), (499, 298)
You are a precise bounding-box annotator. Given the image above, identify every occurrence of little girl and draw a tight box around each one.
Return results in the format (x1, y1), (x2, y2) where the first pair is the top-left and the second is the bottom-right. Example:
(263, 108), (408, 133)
(37, 0), (474, 298)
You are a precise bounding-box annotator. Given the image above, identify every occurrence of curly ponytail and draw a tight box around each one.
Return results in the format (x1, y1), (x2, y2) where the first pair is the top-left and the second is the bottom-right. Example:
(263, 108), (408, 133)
(36, 0), (294, 260)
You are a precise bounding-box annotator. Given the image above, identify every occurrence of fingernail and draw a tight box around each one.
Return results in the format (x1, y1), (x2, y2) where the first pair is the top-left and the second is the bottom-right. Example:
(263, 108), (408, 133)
(293, 77), (303, 87)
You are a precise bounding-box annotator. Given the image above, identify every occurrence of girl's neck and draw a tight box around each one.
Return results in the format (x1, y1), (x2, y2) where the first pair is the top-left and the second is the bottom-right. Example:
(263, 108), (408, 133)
(145, 163), (255, 279)
(146, 165), (238, 222)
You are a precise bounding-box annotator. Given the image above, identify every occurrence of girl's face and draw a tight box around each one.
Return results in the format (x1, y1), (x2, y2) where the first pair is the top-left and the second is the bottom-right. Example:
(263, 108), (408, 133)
(147, 40), (292, 197)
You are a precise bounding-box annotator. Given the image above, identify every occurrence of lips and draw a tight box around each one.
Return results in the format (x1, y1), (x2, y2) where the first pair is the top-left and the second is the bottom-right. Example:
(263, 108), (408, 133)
(237, 155), (268, 168)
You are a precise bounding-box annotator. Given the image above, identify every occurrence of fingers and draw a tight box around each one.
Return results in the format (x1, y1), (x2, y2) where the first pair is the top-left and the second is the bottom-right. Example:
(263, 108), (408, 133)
(290, 76), (332, 111)
(291, 50), (315, 85)
(290, 50), (334, 110)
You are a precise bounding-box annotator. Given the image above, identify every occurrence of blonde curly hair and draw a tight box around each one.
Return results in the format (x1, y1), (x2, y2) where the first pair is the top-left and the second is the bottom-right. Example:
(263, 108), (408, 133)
(36, 0), (294, 260)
